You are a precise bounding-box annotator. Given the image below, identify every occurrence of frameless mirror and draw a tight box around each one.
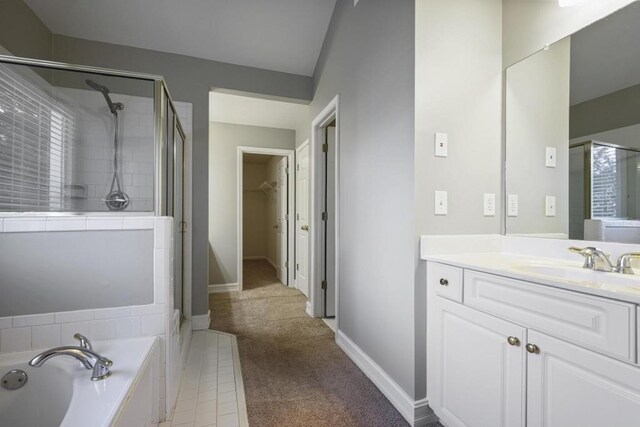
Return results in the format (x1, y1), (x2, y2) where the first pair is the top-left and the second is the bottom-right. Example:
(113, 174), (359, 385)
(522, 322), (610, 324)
(505, 1), (640, 244)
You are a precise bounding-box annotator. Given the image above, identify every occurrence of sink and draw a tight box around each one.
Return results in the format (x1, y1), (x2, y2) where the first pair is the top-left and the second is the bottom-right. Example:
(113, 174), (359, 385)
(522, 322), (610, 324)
(510, 263), (640, 291)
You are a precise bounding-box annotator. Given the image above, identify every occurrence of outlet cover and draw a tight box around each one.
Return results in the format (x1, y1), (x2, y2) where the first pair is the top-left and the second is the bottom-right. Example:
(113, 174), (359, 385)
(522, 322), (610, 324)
(435, 191), (448, 215)
(545, 195), (556, 217)
(483, 193), (496, 216)
(545, 147), (557, 168)
(507, 194), (518, 217)
(434, 133), (448, 158)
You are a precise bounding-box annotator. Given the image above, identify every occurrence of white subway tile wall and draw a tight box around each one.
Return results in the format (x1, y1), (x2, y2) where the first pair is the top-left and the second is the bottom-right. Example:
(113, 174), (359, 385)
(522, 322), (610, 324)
(52, 88), (193, 213)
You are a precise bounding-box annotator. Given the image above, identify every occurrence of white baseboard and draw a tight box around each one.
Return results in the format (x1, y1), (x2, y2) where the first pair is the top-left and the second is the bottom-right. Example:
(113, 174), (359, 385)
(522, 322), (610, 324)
(208, 283), (239, 294)
(336, 331), (437, 427)
(305, 301), (314, 317)
(192, 310), (210, 331)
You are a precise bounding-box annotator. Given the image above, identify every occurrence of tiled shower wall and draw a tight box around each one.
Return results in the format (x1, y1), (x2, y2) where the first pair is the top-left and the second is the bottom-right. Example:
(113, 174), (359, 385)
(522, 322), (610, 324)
(55, 87), (192, 212)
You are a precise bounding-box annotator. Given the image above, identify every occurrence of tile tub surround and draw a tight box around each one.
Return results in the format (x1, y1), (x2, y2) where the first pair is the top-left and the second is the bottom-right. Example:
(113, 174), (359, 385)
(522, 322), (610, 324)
(160, 330), (248, 427)
(0, 215), (184, 421)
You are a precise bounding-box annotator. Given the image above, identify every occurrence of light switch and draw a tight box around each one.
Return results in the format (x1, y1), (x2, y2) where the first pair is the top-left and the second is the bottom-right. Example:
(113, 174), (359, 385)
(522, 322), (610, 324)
(483, 193), (496, 217)
(434, 133), (448, 158)
(545, 147), (557, 168)
(435, 191), (448, 215)
(507, 194), (518, 217)
(545, 196), (556, 217)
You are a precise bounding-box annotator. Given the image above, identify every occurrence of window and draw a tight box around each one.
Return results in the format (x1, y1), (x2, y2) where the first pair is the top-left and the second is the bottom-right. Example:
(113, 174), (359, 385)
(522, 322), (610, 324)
(0, 65), (75, 212)
(591, 145), (619, 218)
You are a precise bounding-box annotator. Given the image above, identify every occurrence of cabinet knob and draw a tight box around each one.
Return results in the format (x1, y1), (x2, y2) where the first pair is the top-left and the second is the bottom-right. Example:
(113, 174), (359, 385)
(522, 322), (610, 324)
(526, 343), (540, 354)
(439, 278), (449, 286)
(507, 336), (520, 346)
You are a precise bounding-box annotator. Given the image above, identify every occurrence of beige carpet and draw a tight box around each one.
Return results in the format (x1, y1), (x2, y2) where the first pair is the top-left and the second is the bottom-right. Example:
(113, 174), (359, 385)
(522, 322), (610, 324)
(209, 259), (410, 427)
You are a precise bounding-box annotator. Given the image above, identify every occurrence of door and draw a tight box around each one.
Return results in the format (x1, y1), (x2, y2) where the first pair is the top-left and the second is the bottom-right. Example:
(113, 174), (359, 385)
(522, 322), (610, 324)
(527, 330), (640, 427)
(322, 125), (336, 317)
(429, 297), (526, 427)
(276, 157), (288, 284)
(295, 142), (310, 298)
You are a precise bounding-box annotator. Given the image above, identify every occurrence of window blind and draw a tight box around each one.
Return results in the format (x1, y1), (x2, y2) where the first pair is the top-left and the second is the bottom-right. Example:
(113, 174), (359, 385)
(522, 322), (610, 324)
(0, 64), (76, 211)
(592, 146), (618, 218)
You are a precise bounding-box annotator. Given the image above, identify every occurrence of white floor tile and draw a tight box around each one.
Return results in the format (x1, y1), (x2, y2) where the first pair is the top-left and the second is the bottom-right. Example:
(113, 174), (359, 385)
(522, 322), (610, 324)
(172, 331), (247, 427)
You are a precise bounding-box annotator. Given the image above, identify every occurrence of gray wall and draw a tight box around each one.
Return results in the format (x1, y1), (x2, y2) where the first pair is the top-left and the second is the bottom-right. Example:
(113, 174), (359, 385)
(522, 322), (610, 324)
(311, 0), (418, 398)
(0, 0), (52, 60)
(0, 230), (153, 316)
(209, 122), (295, 285)
(570, 83), (640, 139)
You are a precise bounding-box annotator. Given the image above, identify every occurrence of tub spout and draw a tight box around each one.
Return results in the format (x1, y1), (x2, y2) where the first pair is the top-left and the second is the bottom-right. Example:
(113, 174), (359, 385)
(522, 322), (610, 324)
(29, 346), (113, 381)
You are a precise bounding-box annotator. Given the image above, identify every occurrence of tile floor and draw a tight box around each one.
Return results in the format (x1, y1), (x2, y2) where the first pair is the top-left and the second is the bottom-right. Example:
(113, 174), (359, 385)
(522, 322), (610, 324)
(160, 330), (248, 427)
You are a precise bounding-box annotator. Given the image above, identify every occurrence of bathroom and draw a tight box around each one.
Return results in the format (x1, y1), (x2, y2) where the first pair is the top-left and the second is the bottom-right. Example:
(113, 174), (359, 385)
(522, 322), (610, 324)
(1, 1), (640, 426)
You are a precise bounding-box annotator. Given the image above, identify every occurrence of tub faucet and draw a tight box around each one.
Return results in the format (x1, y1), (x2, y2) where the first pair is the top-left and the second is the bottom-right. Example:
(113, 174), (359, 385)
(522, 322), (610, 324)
(29, 346), (113, 381)
(569, 247), (616, 272)
(74, 333), (93, 350)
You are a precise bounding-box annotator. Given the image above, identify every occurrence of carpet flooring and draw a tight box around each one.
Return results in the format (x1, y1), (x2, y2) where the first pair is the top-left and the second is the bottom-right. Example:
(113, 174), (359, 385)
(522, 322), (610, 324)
(209, 259), (410, 427)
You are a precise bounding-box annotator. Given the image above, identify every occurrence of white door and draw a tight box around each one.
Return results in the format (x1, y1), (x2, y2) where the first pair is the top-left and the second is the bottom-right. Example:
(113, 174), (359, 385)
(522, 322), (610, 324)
(429, 297), (526, 427)
(323, 126), (336, 317)
(295, 142), (310, 298)
(527, 330), (640, 427)
(276, 157), (288, 284)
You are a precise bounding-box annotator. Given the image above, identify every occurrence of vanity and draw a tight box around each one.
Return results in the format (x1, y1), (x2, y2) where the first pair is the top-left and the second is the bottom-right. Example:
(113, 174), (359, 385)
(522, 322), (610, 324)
(423, 236), (640, 427)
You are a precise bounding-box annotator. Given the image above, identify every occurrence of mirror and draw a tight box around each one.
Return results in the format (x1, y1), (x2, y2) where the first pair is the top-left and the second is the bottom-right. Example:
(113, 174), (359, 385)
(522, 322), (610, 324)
(505, 1), (640, 244)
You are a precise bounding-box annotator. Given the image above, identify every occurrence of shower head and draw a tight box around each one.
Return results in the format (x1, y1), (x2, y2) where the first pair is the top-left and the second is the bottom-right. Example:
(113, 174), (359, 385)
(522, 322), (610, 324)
(85, 79), (124, 115)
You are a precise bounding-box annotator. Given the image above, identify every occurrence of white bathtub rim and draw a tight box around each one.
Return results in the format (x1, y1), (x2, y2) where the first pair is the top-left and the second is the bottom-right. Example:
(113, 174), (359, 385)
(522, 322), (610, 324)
(0, 336), (157, 427)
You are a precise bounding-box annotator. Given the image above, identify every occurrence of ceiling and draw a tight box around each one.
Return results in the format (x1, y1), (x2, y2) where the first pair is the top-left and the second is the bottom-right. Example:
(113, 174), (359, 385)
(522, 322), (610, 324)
(570, 1), (640, 104)
(24, 0), (337, 76)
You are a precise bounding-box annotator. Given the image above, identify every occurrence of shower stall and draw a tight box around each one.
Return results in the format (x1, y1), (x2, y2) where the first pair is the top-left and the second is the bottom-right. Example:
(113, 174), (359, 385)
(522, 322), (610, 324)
(0, 54), (188, 317)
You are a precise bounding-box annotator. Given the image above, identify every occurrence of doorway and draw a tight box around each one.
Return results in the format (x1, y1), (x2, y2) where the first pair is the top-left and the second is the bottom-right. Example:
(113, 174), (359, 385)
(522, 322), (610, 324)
(237, 146), (295, 291)
(308, 96), (339, 327)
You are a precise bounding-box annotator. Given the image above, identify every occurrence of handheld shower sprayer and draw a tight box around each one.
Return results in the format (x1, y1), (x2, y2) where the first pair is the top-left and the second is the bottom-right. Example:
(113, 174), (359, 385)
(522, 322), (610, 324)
(85, 79), (129, 210)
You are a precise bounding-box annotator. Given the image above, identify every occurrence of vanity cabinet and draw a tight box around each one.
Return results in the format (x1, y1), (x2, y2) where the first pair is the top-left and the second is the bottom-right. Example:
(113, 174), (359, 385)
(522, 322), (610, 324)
(427, 261), (640, 427)
(527, 330), (640, 427)
(428, 297), (526, 427)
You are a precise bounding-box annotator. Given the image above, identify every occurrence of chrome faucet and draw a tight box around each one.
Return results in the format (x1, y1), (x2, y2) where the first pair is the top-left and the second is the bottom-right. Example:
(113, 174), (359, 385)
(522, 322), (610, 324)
(73, 333), (93, 351)
(569, 247), (640, 274)
(29, 335), (113, 381)
(616, 253), (640, 275)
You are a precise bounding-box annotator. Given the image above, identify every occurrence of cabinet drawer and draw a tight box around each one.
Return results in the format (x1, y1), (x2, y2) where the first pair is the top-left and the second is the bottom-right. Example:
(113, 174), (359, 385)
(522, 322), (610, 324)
(464, 270), (636, 362)
(428, 262), (463, 302)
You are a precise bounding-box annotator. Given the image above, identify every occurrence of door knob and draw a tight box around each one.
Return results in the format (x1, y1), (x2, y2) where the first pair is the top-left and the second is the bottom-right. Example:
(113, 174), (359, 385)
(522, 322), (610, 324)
(273, 225), (279, 229)
(526, 343), (540, 354)
(301, 225), (309, 231)
(439, 278), (449, 286)
(507, 336), (520, 346)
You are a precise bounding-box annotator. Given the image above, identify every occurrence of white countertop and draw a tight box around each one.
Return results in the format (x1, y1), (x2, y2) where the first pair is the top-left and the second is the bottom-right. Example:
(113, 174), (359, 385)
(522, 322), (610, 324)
(423, 252), (640, 305)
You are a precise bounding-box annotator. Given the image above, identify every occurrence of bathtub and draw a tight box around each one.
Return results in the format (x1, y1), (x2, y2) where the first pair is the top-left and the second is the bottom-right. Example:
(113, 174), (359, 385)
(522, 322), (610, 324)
(0, 336), (159, 427)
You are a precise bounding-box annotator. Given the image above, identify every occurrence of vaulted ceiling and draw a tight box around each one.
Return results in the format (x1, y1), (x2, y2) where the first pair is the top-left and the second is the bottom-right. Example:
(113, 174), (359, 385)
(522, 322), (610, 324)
(24, 0), (337, 76)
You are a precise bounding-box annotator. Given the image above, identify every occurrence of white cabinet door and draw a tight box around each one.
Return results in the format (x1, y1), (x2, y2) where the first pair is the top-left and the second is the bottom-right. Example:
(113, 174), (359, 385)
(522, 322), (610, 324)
(527, 330), (640, 427)
(429, 297), (526, 427)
